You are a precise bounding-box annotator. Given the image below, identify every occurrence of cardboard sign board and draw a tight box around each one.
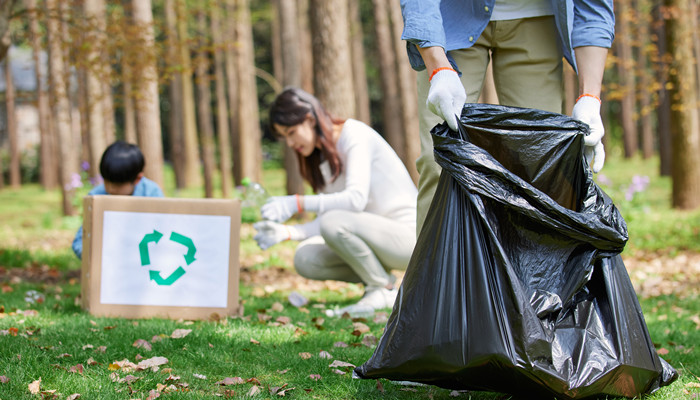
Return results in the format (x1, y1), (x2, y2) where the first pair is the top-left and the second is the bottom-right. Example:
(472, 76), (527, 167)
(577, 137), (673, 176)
(81, 196), (241, 320)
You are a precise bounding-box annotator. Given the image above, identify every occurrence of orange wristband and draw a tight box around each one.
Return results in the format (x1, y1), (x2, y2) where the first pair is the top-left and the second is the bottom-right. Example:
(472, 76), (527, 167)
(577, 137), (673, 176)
(429, 67), (456, 82)
(576, 93), (601, 104)
(295, 194), (303, 213)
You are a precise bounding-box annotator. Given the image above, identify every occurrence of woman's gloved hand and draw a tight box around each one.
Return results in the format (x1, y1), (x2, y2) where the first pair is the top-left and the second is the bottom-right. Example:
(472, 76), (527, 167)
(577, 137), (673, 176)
(253, 220), (303, 250)
(572, 95), (605, 173)
(260, 195), (301, 223)
(426, 68), (466, 131)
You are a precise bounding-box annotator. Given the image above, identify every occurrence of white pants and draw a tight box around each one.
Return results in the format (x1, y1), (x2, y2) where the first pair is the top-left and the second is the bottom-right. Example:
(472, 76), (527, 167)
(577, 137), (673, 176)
(294, 210), (416, 288)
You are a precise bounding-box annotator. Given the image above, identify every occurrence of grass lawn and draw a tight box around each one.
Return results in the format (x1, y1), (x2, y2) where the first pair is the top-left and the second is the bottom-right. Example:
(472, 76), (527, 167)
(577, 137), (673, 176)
(1, 154), (699, 399)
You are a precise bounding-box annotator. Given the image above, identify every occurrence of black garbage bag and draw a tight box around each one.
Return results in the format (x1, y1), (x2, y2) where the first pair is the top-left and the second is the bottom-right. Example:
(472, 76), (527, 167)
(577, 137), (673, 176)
(355, 104), (677, 399)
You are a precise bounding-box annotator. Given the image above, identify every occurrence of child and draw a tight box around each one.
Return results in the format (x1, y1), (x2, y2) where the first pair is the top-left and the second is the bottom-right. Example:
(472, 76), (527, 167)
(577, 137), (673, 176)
(72, 141), (164, 259)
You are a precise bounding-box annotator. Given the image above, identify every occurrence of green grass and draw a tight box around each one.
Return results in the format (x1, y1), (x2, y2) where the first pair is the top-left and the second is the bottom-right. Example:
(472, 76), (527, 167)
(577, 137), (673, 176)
(1, 155), (699, 399)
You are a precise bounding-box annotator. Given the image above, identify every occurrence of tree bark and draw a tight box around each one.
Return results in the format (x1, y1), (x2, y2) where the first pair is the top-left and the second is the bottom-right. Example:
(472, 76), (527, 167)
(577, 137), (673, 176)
(0, 0), (17, 62)
(635, 0), (655, 159)
(275, 0), (305, 197)
(83, 0), (108, 179)
(309, 0), (355, 118)
(224, 0), (240, 183)
(654, 3), (673, 176)
(27, 0), (58, 189)
(122, 60), (137, 144)
(666, 0), (700, 210)
(129, 0), (164, 188)
(615, 0), (639, 158)
(46, 0), (78, 215)
(297, 0), (313, 94)
(389, 0), (420, 183)
(210, 0), (232, 198)
(195, 7), (215, 198)
(176, 0), (202, 188)
(164, 0), (185, 188)
(231, 0), (262, 184)
(348, 0), (370, 125)
(4, 57), (20, 187)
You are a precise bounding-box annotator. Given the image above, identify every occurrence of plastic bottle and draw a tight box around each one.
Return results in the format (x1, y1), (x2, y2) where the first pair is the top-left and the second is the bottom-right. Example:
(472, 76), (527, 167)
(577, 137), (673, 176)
(240, 177), (269, 208)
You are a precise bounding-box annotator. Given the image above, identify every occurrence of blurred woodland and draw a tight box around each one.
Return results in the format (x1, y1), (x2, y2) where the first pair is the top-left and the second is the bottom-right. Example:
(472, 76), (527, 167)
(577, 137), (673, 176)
(0, 0), (699, 213)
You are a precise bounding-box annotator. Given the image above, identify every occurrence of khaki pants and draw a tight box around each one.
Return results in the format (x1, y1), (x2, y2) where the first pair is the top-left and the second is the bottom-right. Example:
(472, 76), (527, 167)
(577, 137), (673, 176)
(416, 16), (564, 233)
(294, 210), (416, 289)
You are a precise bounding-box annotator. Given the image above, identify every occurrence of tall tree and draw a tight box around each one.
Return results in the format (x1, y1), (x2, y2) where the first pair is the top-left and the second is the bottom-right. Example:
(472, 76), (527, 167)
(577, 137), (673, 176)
(121, 61), (137, 144)
(4, 57), (20, 187)
(274, 0), (305, 196)
(27, 0), (58, 189)
(0, 0), (17, 62)
(654, 3), (672, 176)
(372, 0), (404, 160)
(128, 0), (164, 188)
(348, 0), (370, 124)
(297, 0), (313, 94)
(231, 0), (262, 184)
(83, 0), (107, 179)
(666, 0), (700, 209)
(615, 0), (638, 158)
(46, 0), (79, 215)
(389, 0), (419, 183)
(210, 0), (232, 197)
(310, 0), (355, 117)
(635, 0), (655, 159)
(176, 0), (202, 188)
(195, 6), (215, 198)
(164, 0), (185, 188)
(224, 0), (240, 183)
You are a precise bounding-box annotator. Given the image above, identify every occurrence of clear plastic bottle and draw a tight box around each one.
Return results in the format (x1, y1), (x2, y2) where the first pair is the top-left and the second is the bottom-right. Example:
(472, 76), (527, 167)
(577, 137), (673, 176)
(240, 177), (269, 208)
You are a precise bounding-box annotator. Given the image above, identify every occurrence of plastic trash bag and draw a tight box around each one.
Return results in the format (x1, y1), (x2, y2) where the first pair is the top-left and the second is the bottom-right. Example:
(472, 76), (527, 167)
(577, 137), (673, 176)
(355, 104), (677, 399)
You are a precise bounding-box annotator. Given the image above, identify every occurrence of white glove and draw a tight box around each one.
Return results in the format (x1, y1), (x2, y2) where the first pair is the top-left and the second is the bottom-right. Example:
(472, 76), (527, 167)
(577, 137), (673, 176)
(572, 95), (605, 173)
(253, 221), (303, 250)
(260, 195), (300, 223)
(426, 68), (466, 131)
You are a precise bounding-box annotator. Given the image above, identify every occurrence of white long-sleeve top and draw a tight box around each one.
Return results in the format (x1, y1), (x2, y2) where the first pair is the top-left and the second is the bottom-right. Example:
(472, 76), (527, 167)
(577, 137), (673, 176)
(295, 119), (417, 238)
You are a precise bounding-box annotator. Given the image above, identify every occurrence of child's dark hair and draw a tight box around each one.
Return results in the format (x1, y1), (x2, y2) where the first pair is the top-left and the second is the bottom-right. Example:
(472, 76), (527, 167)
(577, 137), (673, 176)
(99, 141), (145, 183)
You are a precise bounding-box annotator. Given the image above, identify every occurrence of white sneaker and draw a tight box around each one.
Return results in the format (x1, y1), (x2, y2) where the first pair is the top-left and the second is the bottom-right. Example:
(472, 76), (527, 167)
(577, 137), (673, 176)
(325, 287), (398, 318)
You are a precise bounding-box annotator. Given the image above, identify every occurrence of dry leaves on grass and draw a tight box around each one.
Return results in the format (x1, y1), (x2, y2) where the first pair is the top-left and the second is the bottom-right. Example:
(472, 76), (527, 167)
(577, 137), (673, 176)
(170, 329), (192, 339)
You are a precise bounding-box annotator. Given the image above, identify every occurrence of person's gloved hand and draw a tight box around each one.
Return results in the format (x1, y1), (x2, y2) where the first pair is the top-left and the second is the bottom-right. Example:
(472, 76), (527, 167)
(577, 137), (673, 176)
(572, 95), (605, 173)
(426, 68), (466, 131)
(260, 195), (300, 223)
(253, 221), (303, 250)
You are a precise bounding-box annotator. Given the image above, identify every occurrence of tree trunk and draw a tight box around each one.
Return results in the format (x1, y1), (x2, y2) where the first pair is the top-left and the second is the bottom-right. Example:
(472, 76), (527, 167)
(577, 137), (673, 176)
(635, 0), (655, 159)
(274, 0), (305, 197)
(122, 61), (137, 144)
(389, 0), (420, 183)
(224, 0), (240, 183)
(210, 0), (232, 198)
(76, 68), (92, 176)
(195, 8), (216, 198)
(231, 0), (262, 184)
(297, 0), (313, 94)
(27, 0), (58, 189)
(176, 0), (202, 188)
(371, 0), (404, 159)
(4, 58), (20, 187)
(309, 0), (355, 118)
(46, 0), (78, 215)
(666, 0), (700, 209)
(129, 0), (164, 188)
(655, 4), (673, 176)
(348, 0), (370, 125)
(0, 0), (17, 62)
(615, 0), (639, 158)
(83, 0), (108, 179)
(164, 0), (185, 188)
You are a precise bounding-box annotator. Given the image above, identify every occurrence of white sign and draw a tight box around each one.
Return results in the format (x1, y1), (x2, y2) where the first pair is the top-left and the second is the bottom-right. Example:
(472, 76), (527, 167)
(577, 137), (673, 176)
(100, 211), (232, 308)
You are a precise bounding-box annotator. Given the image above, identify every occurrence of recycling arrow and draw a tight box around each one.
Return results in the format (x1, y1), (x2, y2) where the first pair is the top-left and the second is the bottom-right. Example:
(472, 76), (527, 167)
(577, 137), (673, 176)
(169, 232), (197, 265)
(149, 267), (186, 286)
(139, 230), (163, 266)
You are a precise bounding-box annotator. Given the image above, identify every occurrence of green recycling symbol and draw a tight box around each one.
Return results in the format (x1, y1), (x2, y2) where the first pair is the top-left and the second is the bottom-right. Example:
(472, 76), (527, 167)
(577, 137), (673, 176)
(138, 230), (197, 286)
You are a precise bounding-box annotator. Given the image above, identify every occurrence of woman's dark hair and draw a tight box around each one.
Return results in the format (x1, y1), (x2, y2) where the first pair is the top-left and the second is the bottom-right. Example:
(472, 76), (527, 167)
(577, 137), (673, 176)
(99, 141), (145, 183)
(268, 87), (344, 192)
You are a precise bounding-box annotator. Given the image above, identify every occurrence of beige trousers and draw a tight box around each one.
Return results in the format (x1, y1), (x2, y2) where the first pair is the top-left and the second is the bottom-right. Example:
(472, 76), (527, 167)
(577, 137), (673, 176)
(293, 210), (416, 289)
(416, 16), (565, 233)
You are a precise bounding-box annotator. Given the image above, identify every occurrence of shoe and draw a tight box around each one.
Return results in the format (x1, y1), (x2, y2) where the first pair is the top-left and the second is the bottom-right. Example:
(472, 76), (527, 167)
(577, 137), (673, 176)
(325, 287), (398, 317)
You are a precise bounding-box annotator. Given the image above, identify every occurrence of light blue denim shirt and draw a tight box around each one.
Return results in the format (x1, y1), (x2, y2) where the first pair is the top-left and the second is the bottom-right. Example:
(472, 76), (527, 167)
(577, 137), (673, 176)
(401, 0), (615, 73)
(72, 176), (164, 259)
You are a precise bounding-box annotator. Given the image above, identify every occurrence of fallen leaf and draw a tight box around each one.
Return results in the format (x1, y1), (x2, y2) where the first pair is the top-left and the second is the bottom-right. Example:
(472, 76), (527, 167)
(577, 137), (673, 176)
(277, 369), (289, 374)
(309, 374), (322, 381)
(95, 346), (107, 353)
(362, 335), (378, 347)
(299, 352), (312, 360)
(319, 350), (333, 359)
(82, 344), (94, 350)
(250, 338), (260, 345)
(686, 382), (700, 389)
(171, 329), (192, 339)
(85, 357), (99, 366)
(352, 322), (370, 334)
(276, 316), (292, 325)
(657, 348), (669, 355)
(69, 364), (84, 374)
(332, 369), (346, 375)
(146, 389), (161, 400)
(216, 377), (245, 385)
(123, 375), (140, 384)
(328, 360), (355, 369)
(57, 353), (72, 358)
(247, 386), (261, 396)
(193, 373), (207, 380)
(247, 377), (262, 385)
(270, 302), (285, 312)
(376, 380), (384, 393)
(66, 394), (81, 400)
(103, 325), (117, 330)
(0, 376), (9, 383)
(133, 339), (152, 351)
(28, 378), (41, 394)
(333, 341), (348, 348)
(136, 356), (168, 371)
(269, 383), (288, 395)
